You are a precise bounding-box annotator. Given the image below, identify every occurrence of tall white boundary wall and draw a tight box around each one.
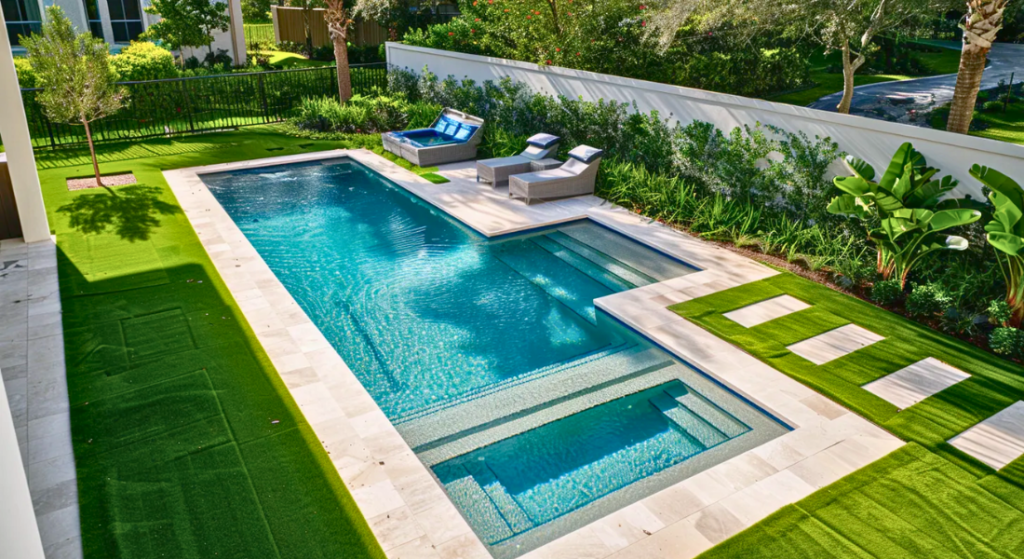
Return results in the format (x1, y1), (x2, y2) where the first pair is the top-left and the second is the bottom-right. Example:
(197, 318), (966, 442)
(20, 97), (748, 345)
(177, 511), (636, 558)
(386, 42), (1024, 200)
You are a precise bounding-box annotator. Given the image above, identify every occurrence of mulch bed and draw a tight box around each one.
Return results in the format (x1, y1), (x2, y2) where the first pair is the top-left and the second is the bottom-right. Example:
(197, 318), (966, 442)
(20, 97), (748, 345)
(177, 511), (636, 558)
(67, 173), (137, 191)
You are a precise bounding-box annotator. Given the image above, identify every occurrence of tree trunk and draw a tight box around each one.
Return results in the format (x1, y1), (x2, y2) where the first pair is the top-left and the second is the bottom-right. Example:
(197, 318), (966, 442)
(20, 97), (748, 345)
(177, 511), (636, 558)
(83, 119), (103, 187)
(838, 42), (859, 114)
(545, 0), (561, 35)
(947, 47), (988, 133)
(947, 0), (1007, 134)
(334, 37), (351, 103)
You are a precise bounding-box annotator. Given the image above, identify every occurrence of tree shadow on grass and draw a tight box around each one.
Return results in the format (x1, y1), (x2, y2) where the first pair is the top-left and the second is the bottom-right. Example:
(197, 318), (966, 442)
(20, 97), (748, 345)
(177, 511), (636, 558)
(58, 184), (181, 242)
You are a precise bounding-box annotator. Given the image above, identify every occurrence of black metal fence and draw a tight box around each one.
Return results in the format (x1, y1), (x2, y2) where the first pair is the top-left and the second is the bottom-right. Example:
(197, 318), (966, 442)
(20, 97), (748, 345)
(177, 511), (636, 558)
(22, 63), (388, 149)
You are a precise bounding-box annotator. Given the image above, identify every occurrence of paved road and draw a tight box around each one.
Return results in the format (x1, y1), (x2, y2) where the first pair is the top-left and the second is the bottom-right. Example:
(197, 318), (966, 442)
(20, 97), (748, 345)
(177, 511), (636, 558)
(809, 41), (1024, 116)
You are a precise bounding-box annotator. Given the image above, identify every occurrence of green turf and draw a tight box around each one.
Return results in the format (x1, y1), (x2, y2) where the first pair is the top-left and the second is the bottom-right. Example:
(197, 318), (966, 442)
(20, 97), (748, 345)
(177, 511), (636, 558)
(673, 272), (1024, 558)
(932, 102), (1024, 146)
(260, 50), (334, 69)
(42, 127), (388, 558)
(420, 172), (450, 184)
(700, 443), (1024, 559)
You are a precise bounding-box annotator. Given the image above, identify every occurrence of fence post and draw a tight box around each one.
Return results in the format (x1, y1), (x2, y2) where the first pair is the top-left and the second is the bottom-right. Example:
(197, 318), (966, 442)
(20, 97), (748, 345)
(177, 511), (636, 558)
(179, 79), (196, 133)
(258, 73), (271, 123)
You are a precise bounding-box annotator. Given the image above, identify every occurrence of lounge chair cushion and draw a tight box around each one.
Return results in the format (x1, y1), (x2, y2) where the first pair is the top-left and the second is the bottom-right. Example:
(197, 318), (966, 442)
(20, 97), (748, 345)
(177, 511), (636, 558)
(453, 124), (478, 141)
(568, 145), (604, 164)
(433, 116), (461, 136)
(527, 133), (560, 149)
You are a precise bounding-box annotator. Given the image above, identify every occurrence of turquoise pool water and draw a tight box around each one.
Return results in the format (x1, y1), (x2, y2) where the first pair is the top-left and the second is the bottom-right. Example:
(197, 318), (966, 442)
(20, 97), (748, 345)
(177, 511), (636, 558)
(202, 157), (786, 557)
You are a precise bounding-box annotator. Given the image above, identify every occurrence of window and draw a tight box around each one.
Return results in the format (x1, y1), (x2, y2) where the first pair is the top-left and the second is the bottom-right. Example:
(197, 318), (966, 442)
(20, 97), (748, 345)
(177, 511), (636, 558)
(105, 0), (142, 43)
(81, 0), (104, 38)
(2, 0), (42, 46)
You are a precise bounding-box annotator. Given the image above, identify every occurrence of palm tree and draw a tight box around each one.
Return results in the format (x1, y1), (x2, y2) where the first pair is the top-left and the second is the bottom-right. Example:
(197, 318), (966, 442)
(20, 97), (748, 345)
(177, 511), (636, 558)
(325, 0), (353, 103)
(946, 0), (1008, 134)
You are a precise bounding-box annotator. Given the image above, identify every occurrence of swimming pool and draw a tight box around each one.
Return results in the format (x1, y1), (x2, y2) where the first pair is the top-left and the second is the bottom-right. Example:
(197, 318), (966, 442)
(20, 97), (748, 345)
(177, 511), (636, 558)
(202, 157), (787, 557)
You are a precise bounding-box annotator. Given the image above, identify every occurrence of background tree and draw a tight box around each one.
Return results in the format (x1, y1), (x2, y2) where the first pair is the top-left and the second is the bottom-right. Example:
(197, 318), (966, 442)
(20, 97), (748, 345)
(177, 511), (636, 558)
(22, 7), (126, 187)
(946, 0), (1009, 134)
(355, 0), (438, 40)
(242, 0), (273, 22)
(651, 0), (953, 114)
(143, 0), (230, 65)
(325, 0), (353, 102)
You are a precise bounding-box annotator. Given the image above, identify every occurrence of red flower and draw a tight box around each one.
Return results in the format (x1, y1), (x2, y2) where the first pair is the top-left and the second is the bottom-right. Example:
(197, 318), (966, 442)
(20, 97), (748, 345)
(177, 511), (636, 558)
(526, 15), (531, 19)
(567, 12), (572, 15)
(488, 0), (493, 3)
(546, 60), (552, 64)
(503, 8), (509, 12)
(471, 29), (476, 33)
(472, 1), (477, 4)
(641, 20), (646, 27)
(576, 52), (581, 56)
(534, 10), (540, 14)
(474, 18), (480, 21)
(448, 31), (454, 36)
(639, 4), (646, 9)
(555, 47), (561, 52)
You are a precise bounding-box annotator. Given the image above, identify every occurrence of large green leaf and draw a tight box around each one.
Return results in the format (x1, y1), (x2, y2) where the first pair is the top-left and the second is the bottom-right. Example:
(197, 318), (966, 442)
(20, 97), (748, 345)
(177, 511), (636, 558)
(990, 190), (1023, 233)
(879, 143), (919, 191)
(907, 175), (959, 207)
(972, 164), (1023, 211)
(827, 194), (872, 219)
(891, 164), (915, 201)
(880, 217), (921, 241)
(833, 175), (874, 197)
(874, 191), (906, 215)
(844, 155), (875, 182)
(928, 208), (982, 232)
(988, 232), (1024, 256)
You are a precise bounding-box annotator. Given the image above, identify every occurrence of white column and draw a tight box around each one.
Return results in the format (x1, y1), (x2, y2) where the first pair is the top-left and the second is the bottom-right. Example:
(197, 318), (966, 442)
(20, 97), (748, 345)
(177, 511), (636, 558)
(0, 10), (52, 243)
(0, 371), (46, 559)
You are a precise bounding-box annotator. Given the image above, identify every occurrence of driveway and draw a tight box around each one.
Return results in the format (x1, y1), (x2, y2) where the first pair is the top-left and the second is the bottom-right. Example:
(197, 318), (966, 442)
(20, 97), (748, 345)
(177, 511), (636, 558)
(809, 41), (1024, 117)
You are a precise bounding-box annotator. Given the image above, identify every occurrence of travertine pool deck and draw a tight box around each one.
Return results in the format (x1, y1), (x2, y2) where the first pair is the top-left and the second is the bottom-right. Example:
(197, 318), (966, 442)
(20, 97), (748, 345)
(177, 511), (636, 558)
(863, 358), (971, 411)
(949, 401), (1024, 471)
(0, 237), (81, 559)
(164, 150), (905, 559)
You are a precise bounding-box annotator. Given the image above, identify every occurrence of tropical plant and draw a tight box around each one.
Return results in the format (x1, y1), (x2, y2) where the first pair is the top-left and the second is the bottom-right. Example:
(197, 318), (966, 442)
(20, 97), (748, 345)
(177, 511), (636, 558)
(947, 0), (1010, 134)
(827, 143), (982, 287)
(21, 7), (126, 187)
(324, 0), (354, 102)
(973, 164), (1024, 325)
(906, 282), (953, 316)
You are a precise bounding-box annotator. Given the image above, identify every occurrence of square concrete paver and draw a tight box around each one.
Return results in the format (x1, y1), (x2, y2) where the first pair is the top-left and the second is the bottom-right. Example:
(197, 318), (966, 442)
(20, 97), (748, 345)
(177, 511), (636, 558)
(862, 358), (970, 410)
(723, 295), (810, 328)
(787, 324), (884, 365)
(949, 401), (1024, 470)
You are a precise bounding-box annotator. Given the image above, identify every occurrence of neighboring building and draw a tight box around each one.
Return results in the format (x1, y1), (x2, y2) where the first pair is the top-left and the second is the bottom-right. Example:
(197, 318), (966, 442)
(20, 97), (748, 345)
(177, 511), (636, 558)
(4, 0), (246, 65)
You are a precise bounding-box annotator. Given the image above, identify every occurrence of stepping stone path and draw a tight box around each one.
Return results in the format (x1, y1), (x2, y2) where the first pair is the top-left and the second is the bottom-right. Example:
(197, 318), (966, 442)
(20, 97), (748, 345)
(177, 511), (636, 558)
(949, 401), (1024, 470)
(862, 358), (971, 410)
(723, 295), (811, 328)
(787, 324), (884, 365)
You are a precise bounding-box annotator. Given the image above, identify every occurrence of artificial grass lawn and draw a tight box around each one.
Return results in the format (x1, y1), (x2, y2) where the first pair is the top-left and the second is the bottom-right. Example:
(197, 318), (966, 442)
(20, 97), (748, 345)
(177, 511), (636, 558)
(261, 50), (334, 69)
(41, 127), (393, 559)
(675, 272), (1024, 557)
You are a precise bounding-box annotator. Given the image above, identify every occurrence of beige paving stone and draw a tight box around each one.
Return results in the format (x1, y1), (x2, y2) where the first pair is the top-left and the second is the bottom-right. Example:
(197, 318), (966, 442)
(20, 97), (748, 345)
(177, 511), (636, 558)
(949, 401), (1024, 470)
(863, 358), (970, 410)
(414, 501), (474, 546)
(606, 517), (712, 559)
(723, 295), (811, 328)
(691, 503), (748, 545)
(369, 506), (427, 551)
(387, 535), (443, 559)
(787, 324), (884, 365)
(590, 502), (666, 552)
(435, 532), (492, 559)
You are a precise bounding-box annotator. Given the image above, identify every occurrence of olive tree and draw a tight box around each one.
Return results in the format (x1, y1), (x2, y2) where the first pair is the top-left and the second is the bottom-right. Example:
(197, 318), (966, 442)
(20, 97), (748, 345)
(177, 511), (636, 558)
(22, 7), (126, 187)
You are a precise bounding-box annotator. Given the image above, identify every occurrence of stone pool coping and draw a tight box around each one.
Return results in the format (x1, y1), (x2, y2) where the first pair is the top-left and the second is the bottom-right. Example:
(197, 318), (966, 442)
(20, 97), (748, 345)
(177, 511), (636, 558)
(164, 149), (904, 559)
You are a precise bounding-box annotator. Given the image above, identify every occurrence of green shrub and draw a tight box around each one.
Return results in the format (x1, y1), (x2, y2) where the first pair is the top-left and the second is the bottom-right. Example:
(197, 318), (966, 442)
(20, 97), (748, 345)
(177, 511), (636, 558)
(293, 94), (411, 134)
(990, 327), (1024, 358)
(872, 279), (904, 306)
(110, 41), (177, 81)
(906, 283), (953, 317)
(989, 300), (1013, 327)
(982, 100), (1005, 113)
(13, 57), (36, 88)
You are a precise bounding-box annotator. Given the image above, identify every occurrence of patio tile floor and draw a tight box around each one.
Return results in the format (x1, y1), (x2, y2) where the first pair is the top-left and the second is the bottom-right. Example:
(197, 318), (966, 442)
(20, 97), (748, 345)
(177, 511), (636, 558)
(723, 295), (811, 328)
(863, 358), (971, 410)
(949, 401), (1024, 470)
(786, 324), (885, 365)
(0, 237), (80, 559)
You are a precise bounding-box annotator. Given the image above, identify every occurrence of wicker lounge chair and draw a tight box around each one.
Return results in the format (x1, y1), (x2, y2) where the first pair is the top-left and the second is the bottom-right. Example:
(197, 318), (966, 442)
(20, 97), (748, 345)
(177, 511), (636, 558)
(508, 145), (604, 205)
(382, 108), (485, 167)
(476, 134), (561, 187)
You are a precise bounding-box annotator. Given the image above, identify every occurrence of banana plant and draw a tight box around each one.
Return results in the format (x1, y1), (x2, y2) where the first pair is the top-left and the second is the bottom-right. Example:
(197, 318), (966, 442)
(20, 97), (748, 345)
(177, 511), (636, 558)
(827, 143), (982, 288)
(973, 164), (1024, 327)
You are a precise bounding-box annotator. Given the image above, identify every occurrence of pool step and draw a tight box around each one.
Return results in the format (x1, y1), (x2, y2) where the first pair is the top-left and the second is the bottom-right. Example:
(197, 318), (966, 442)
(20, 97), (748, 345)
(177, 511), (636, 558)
(398, 345), (670, 450)
(666, 383), (750, 438)
(557, 222), (697, 282)
(542, 231), (657, 288)
(465, 461), (536, 533)
(530, 235), (636, 292)
(649, 392), (728, 448)
(415, 361), (698, 466)
(437, 464), (516, 543)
